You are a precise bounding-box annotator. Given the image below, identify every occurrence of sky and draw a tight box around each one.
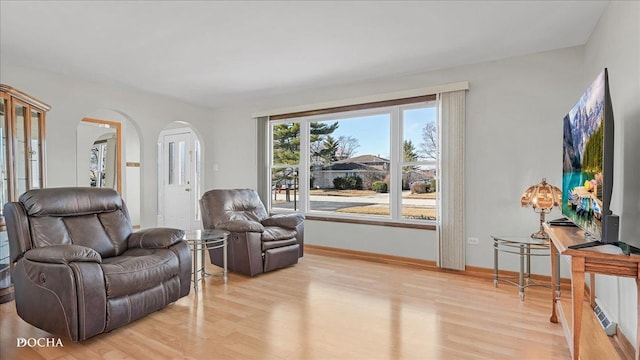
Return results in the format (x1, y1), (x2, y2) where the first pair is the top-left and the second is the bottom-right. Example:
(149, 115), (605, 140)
(324, 106), (437, 159)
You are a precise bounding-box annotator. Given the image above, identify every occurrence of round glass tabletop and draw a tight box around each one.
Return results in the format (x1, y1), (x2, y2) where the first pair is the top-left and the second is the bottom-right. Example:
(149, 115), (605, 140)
(491, 235), (549, 246)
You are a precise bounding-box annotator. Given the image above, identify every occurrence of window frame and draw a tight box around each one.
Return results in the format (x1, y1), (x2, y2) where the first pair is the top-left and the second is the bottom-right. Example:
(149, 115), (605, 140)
(266, 96), (438, 229)
(397, 102), (438, 222)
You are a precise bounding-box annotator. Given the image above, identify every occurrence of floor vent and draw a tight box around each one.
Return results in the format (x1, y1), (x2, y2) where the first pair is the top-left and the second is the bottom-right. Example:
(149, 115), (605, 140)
(594, 299), (617, 336)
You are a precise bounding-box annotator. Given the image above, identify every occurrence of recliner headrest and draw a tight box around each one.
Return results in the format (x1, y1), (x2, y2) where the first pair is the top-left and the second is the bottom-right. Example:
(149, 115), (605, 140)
(200, 189), (268, 224)
(20, 187), (123, 217)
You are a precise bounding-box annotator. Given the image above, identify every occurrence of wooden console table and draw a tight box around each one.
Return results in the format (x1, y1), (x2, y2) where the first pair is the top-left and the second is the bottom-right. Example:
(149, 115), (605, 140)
(546, 223), (639, 360)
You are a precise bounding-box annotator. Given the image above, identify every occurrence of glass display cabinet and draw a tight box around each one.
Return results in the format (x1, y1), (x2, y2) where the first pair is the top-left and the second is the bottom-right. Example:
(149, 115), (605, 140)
(0, 85), (50, 303)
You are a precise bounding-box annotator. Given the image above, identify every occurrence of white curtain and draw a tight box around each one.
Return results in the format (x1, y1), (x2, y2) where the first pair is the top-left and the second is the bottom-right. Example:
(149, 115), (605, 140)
(438, 90), (466, 270)
(256, 116), (270, 205)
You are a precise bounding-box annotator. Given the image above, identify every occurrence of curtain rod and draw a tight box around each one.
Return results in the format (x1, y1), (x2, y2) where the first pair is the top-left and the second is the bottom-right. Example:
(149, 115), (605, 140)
(252, 81), (469, 118)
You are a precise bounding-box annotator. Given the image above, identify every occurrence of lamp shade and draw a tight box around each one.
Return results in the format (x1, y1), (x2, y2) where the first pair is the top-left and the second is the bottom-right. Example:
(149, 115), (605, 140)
(521, 178), (562, 239)
(521, 178), (562, 213)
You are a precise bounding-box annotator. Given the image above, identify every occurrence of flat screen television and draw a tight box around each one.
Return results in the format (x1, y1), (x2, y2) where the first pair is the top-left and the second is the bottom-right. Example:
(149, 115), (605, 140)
(558, 68), (638, 254)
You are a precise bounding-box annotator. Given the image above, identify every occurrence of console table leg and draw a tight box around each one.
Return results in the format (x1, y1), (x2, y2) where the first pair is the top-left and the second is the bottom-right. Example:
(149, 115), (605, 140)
(589, 273), (596, 308)
(555, 252), (561, 297)
(636, 275), (639, 360)
(550, 240), (559, 323)
(571, 256), (586, 360)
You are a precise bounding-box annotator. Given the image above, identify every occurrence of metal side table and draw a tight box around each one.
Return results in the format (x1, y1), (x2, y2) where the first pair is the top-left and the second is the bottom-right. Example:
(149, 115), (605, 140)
(492, 235), (551, 300)
(184, 229), (229, 293)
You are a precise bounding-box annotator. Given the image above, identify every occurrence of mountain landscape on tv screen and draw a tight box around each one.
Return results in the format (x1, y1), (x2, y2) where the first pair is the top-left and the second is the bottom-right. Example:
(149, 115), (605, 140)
(562, 73), (605, 173)
(561, 71), (606, 237)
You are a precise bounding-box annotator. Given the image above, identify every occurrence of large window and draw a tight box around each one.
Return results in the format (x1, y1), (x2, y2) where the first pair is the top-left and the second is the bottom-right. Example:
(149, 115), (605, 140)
(268, 98), (437, 225)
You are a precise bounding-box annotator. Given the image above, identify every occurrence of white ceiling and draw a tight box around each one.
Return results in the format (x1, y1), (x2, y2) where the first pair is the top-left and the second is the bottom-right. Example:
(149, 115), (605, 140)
(0, 1), (608, 109)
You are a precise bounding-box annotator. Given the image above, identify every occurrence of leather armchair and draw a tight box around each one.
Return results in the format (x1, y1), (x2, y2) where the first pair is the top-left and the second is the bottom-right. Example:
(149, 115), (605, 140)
(200, 189), (304, 276)
(4, 187), (191, 341)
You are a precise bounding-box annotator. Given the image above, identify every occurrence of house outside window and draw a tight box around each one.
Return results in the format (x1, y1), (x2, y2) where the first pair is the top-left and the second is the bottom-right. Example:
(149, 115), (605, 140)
(268, 98), (437, 225)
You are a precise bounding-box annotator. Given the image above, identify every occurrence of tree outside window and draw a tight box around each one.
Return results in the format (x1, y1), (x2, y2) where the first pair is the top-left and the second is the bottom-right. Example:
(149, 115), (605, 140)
(269, 101), (438, 222)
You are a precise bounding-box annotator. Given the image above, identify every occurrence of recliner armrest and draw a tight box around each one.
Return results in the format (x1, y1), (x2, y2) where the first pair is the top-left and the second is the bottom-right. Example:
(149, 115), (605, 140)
(128, 228), (185, 249)
(217, 220), (264, 233)
(261, 213), (305, 229)
(24, 245), (102, 264)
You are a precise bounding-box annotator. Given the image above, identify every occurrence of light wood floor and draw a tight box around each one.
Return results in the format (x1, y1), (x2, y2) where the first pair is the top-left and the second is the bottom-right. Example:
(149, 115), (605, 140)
(0, 252), (571, 360)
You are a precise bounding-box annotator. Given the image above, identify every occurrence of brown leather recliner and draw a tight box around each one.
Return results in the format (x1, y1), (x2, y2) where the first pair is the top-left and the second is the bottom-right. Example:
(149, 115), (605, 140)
(200, 189), (304, 276)
(3, 187), (191, 341)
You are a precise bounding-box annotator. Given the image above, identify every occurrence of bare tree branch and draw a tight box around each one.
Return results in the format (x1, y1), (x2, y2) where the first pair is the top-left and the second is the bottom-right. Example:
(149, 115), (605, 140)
(337, 135), (360, 159)
(419, 121), (437, 160)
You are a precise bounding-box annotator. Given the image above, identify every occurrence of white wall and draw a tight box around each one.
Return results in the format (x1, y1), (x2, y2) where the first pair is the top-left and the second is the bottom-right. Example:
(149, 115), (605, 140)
(0, 65), (217, 228)
(124, 119), (141, 226)
(583, 0), (640, 349)
(200, 46), (584, 267)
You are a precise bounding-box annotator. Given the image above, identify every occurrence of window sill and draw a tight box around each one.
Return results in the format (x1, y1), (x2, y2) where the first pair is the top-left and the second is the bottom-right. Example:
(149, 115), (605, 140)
(305, 215), (436, 230)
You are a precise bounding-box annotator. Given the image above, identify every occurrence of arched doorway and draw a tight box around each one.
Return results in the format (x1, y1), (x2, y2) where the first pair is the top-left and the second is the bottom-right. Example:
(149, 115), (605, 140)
(76, 110), (142, 228)
(78, 118), (121, 193)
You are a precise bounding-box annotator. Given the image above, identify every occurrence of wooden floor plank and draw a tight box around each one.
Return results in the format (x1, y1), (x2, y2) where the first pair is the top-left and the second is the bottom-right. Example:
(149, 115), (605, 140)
(0, 253), (570, 359)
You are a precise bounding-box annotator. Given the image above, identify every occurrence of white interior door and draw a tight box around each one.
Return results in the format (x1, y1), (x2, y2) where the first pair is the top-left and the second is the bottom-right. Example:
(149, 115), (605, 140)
(162, 132), (195, 230)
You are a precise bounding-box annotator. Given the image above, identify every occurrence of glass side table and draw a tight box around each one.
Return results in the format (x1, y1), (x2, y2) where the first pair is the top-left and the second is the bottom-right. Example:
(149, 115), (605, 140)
(491, 235), (551, 300)
(184, 229), (229, 293)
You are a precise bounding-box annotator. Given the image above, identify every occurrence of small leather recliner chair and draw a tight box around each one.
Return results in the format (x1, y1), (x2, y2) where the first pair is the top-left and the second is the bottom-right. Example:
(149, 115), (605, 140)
(199, 189), (304, 276)
(3, 187), (191, 341)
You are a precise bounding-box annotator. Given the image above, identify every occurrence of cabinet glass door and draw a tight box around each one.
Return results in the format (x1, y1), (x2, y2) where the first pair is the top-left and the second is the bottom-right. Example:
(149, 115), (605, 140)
(0, 97), (7, 206)
(29, 110), (42, 189)
(0, 85), (50, 303)
(0, 96), (8, 290)
(14, 104), (27, 198)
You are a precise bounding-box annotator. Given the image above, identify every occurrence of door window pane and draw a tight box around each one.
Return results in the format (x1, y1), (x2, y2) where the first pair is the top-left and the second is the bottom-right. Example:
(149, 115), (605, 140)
(178, 141), (186, 184)
(168, 141), (186, 185)
(168, 142), (175, 184)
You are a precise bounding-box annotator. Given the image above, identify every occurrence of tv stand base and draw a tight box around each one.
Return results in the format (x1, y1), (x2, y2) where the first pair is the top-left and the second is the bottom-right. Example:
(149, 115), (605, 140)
(568, 240), (640, 255)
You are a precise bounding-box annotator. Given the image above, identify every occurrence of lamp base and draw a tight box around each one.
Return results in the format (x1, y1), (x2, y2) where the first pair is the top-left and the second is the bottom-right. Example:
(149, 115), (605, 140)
(531, 230), (549, 240)
(531, 211), (550, 240)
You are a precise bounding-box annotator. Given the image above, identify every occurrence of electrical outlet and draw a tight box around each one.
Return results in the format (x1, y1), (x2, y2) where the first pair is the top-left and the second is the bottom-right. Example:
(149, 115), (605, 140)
(467, 237), (479, 245)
